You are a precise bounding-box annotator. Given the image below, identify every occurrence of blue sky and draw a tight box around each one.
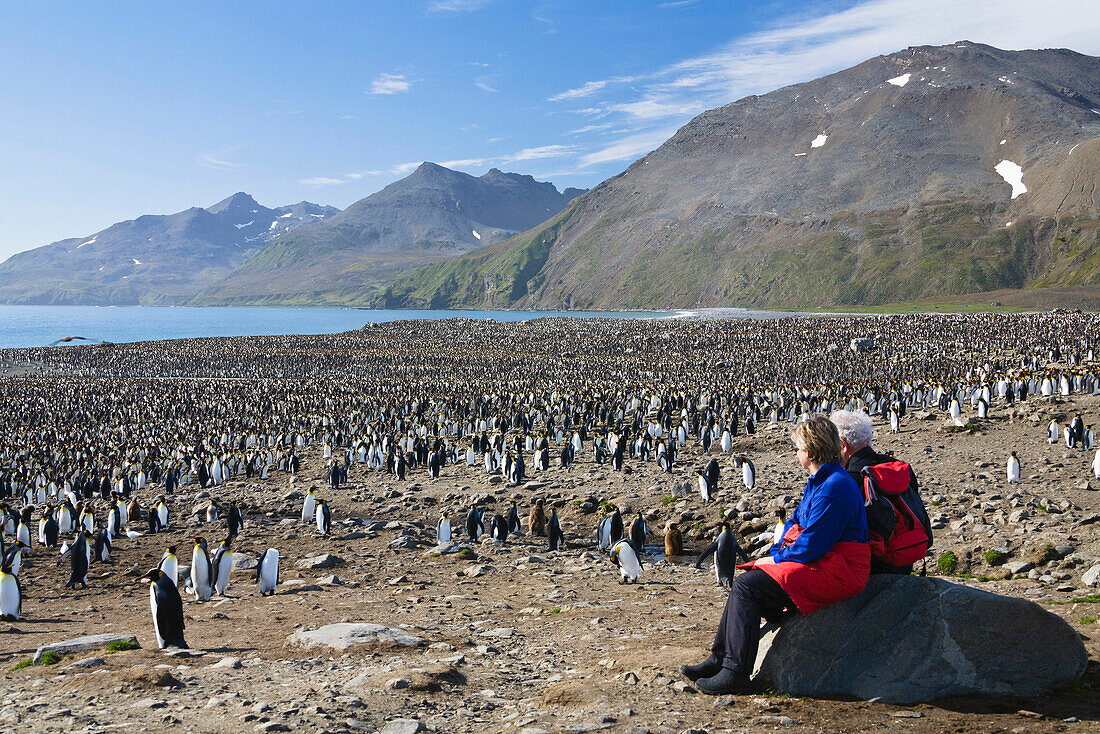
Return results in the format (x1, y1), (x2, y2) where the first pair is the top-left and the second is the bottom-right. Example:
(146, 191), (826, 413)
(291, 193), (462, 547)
(1, 0), (1098, 260)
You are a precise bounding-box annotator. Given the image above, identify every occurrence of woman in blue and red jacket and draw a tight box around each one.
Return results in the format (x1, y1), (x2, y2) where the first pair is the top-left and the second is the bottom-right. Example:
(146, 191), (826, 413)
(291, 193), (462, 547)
(681, 414), (870, 695)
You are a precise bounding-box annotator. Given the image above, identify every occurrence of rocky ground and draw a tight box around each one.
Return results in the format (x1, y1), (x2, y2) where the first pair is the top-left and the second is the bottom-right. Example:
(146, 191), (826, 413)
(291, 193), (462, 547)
(2, 396), (1100, 734)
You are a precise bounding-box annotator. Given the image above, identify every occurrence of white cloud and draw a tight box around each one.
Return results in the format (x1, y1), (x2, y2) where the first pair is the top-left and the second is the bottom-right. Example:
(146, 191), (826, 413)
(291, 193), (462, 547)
(440, 158), (491, 168)
(549, 80), (609, 102)
(578, 127), (680, 168)
(299, 177), (345, 186)
(390, 161), (422, 176)
(369, 73), (412, 95)
(504, 144), (577, 162)
(475, 80), (499, 93)
(607, 96), (705, 121)
(197, 153), (242, 171)
(430, 0), (492, 11)
(568, 123), (613, 135)
(657, 0), (699, 8)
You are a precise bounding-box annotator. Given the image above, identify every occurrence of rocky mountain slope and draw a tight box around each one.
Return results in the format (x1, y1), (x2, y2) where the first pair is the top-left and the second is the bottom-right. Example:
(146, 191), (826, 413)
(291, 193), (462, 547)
(0, 194), (338, 305)
(190, 164), (584, 306)
(382, 42), (1100, 310)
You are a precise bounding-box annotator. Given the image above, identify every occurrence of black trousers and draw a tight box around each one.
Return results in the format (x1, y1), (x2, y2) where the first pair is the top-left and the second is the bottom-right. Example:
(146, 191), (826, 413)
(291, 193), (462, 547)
(709, 568), (795, 674)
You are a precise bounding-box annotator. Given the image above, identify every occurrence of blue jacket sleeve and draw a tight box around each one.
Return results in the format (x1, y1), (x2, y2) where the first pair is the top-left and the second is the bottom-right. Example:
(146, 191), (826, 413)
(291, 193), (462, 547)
(770, 469), (858, 564)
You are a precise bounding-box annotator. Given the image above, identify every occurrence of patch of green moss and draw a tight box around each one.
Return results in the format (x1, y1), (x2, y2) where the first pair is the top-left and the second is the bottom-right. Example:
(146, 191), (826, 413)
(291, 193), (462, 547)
(983, 549), (1008, 566)
(106, 639), (140, 652)
(40, 652), (61, 666)
(9, 658), (32, 672)
(937, 551), (958, 573)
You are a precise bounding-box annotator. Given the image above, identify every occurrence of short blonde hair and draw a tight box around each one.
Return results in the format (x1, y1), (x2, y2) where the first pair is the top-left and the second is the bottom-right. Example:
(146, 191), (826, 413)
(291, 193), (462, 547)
(791, 414), (842, 465)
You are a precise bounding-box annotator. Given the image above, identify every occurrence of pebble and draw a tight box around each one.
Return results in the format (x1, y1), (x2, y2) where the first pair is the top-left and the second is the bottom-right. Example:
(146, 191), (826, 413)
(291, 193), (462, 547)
(757, 715), (797, 725)
(380, 719), (424, 734)
(213, 656), (243, 669)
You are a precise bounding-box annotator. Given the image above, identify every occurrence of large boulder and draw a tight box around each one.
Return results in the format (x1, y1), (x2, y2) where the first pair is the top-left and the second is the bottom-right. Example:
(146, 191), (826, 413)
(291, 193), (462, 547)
(287, 623), (426, 652)
(753, 575), (1086, 703)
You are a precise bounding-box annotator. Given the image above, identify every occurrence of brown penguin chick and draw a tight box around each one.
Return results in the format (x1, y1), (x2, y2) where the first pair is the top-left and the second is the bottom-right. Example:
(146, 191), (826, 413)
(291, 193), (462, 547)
(127, 497), (142, 524)
(664, 520), (683, 557)
(529, 498), (547, 536)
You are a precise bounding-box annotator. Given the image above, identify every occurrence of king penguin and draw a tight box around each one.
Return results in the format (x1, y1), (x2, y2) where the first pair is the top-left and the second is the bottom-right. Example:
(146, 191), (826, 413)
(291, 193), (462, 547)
(140, 568), (187, 649)
(664, 520), (683, 557)
(1007, 451), (1021, 483)
(596, 514), (612, 551)
(697, 470), (713, 502)
(437, 515), (452, 544)
(60, 530), (91, 589)
(465, 505), (483, 540)
(506, 502), (521, 535)
(315, 499), (331, 536)
(257, 548), (280, 596)
(694, 524), (749, 587)
(227, 501), (243, 538)
(490, 514), (508, 542)
(190, 537), (213, 601)
(547, 510), (565, 551)
(609, 539), (641, 583)
(0, 561), (21, 620)
(529, 499), (546, 536)
(301, 487), (317, 523)
(740, 457), (756, 490)
(159, 545), (179, 586)
(629, 514), (647, 554)
(211, 537), (234, 596)
(608, 507), (624, 543)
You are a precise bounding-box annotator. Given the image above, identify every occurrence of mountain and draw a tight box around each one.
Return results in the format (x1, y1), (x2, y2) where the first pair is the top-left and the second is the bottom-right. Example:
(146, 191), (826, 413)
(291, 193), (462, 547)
(189, 164), (584, 306)
(382, 42), (1100, 311)
(0, 194), (338, 305)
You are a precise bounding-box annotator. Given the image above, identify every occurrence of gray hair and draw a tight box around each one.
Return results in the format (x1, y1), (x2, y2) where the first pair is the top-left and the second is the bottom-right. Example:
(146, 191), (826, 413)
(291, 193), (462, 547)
(830, 409), (872, 450)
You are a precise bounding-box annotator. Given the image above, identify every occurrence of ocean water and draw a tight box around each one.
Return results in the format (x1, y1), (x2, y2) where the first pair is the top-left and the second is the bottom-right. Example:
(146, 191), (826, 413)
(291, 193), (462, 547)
(0, 305), (678, 349)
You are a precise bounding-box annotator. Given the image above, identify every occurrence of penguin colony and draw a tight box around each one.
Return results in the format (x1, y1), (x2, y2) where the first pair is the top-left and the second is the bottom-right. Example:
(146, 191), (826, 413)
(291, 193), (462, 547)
(1, 312), (1100, 663)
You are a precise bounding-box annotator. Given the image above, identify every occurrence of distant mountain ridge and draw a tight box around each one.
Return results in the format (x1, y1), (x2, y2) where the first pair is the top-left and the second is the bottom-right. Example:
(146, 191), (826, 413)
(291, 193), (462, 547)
(0, 194), (338, 305)
(382, 42), (1100, 310)
(189, 164), (585, 306)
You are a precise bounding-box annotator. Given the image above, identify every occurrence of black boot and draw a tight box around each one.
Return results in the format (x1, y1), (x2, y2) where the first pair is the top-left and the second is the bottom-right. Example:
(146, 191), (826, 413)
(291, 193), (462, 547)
(679, 658), (722, 681)
(695, 667), (753, 695)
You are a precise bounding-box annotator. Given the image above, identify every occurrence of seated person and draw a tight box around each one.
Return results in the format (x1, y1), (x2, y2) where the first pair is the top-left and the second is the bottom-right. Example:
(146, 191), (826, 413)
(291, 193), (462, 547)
(831, 409), (929, 575)
(681, 414), (870, 695)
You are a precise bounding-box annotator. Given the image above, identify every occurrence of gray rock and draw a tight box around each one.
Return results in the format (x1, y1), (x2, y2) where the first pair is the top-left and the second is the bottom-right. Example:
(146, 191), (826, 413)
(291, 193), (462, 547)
(295, 554), (343, 569)
(212, 656), (242, 669)
(380, 719), (424, 734)
(424, 541), (470, 556)
(754, 575), (1087, 703)
(287, 623), (426, 651)
(1082, 563), (1100, 586)
(33, 633), (139, 663)
(232, 554), (258, 570)
(65, 656), (105, 670)
(1003, 561), (1034, 575)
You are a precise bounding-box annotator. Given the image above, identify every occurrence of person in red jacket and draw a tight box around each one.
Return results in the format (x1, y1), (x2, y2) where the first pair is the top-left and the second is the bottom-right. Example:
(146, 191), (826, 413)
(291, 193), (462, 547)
(681, 414), (870, 695)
